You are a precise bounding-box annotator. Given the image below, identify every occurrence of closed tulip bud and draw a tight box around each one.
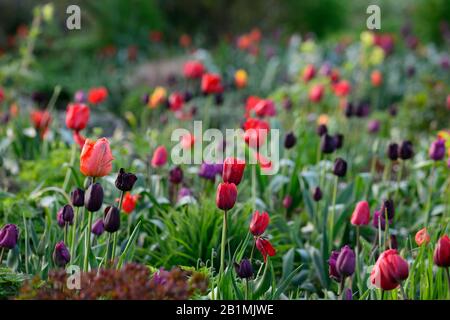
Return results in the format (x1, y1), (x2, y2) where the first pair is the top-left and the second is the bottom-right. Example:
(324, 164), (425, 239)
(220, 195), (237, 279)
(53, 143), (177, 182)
(328, 245), (355, 281)
(388, 105), (397, 117)
(103, 206), (120, 233)
(115, 168), (138, 191)
(255, 238), (276, 262)
(282, 195), (292, 209)
(222, 157), (246, 185)
(0, 224), (19, 249)
(370, 249), (409, 290)
(60, 204), (74, 224)
(80, 138), (114, 177)
(53, 241), (70, 267)
(214, 93), (224, 106)
(433, 235), (450, 267)
(344, 288), (353, 300)
(65, 103), (90, 132)
(84, 182), (104, 212)
(284, 132), (297, 149)
(415, 228), (430, 246)
(344, 102), (354, 118)
(313, 187), (323, 202)
(169, 166), (183, 184)
(234, 259), (253, 279)
(91, 218), (105, 236)
(367, 120), (380, 134)
(429, 139), (446, 161)
(387, 143), (399, 161)
(216, 182), (237, 211)
(70, 188), (85, 207)
(399, 140), (414, 160)
(250, 211), (270, 236)
(151, 146), (168, 168)
(351, 201), (370, 226)
(333, 158), (347, 177)
(333, 134), (344, 150)
(201, 73), (223, 94)
(57, 210), (65, 228)
(316, 124), (328, 136)
(320, 134), (336, 154)
(328, 251), (341, 281)
(380, 199), (395, 220)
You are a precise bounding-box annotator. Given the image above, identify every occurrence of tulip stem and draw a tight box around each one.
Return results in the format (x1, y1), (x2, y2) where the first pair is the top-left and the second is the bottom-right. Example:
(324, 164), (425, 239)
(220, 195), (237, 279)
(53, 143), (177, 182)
(0, 248), (4, 265)
(70, 207), (79, 262)
(219, 210), (228, 284)
(105, 232), (113, 268)
(111, 191), (125, 265)
(445, 267), (450, 298)
(252, 165), (257, 211)
(384, 208), (390, 249)
(62, 143), (76, 192)
(64, 223), (68, 244)
(83, 210), (93, 272)
(399, 283), (408, 300)
(394, 160), (403, 202)
(339, 277), (345, 298)
(424, 162), (436, 227)
(245, 279), (249, 300)
(329, 176), (338, 247)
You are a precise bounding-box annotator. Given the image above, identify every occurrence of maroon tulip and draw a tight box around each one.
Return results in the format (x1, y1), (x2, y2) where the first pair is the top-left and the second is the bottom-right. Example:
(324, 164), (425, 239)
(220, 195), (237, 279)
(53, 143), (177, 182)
(222, 157), (246, 185)
(216, 182), (237, 211)
(434, 235), (450, 267)
(0, 224), (19, 249)
(249, 211), (270, 236)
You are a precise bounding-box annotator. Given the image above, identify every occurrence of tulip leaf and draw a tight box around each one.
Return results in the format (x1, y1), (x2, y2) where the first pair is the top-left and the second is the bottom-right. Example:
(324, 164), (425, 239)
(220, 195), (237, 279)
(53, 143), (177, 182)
(117, 219), (142, 269)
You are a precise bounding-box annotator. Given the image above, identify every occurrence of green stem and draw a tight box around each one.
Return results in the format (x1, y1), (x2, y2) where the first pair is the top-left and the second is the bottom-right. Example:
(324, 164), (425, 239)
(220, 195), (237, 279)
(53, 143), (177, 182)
(245, 279), (249, 300)
(219, 210), (228, 279)
(250, 240), (256, 262)
(105, 232), (113, 268)
(425, 162), (436, 226)
(83, 210), (93, 271)
(22, 212), (29, 274)
(0, 248), (5, 265)
(62, 143), (76, 192)
(394, 160), (404, 203)
(70, 207), (79, 262)
(329, 176), (338, 247)
(111, 191), (125, 265)
(252, 165), (257, 211)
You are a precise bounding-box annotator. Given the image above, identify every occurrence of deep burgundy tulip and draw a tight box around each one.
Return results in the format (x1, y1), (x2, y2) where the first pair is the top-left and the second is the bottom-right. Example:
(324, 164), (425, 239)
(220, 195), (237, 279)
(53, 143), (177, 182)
(380, 199), (395, 220)
(216, 182), (237, 211)
(250, 211), (270, 236)
(57, 210), (65, 228)
(343, 288), (353, 300)
(399, 140), (414, 160)
(344, 102), (354, 118)
(169, 166), (184, 184)
(313, 187), (323, 202)
(282, 195), (292, 209)
(115, 168), (138, 192)
(316, 124), (328, 137)
(433, 235), (450, 267)
(350, 201), (370, 226)
(387, 143), (399, 161)
(234, 259), (253, 279)
(53, 241), (70, 267)
(370, 249), (409, 290)
(284, 132), (297, 149)
(70, 188), (85, 207)
(91, 218), (105, 236)
(333, 134), (344, 150)
(222, 157), (246, 185)
(320, 134), (336, 154)
(103, 206), (120, 233)
(60, 204), (74, 224)
(333, 158), (347, 177)
(328, 245), (355, 281)
(84, 182), (104, 212)
(429, 139), (446, 161)
(0, 224), (19, 249)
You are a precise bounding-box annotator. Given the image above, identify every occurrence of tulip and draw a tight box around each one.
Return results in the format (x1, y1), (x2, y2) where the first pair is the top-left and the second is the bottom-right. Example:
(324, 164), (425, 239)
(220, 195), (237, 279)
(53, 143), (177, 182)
(74, 90), (86, 103)
(302, 64), (316, 82)
(371, 70), (383, 87)
(447, 95), (450, 110)
(234, 69), (248, 89)
(84, 183), (104, 212)
(30, 110), (51, 138)
(216, 182), (237, 211)
(65, 103), (90, 132)
(198, 162), (222, 181)
(91, 218), (105, 236)
(254, 99), (276, 117)
(70, 188), (85, 207)
(0, 224), (19, 250)
(53, 241), (71, 267)
(87, 86), (108, 104)
(57, 210), (65, 228)
(103, 206), (120, 233)
(149, 86), (167, 108)
(80, 138), (114, 177)
(380, 199), (395, 220)
(282, 195), (292, 209)
(333, 80), (351, 97)
(177, 187), (193, 202)
(122, 192), (139, 214)
(168, 92), (184, 111)
(333, 134), (344, 150)
(284, 132), (297, 149)
(222, 157), (246, 186)
(344, 102), (353, 118)
(243, 118), (269, 148)
(351, 201), (370, 226)
(343, 288), (353, 300)
(429, 139), (446, 161)
(169, 166), (183, 184)
(282, 97), (292, 110)
(180, 133), (195, 149)
(115, 168), (137, 192)
(255, 238), (276, 262)
(313, 187), (323, 202)
(333, 158), (347, 177)
(249, 211), (270, 236)
(389, 234), (398, 250)
(201, 73), (223, 94)
(336, 245), (356, 278)
(434, 235), (450, 267)
(151, 146), (168, 168)
(320, 134), (336, 154)
(415, 228), (430, 246)
(234, 259), (253, 279)
(367, 120), (380, 134)
(309, 84), (324, 103)
(399, 140), (414, 160)
(387, 143), (399, 161)
(59, 204), (74, 224)
(370, 249), (409, 291)
(372, 210), (391, 231)
(183, 60), (205, 79)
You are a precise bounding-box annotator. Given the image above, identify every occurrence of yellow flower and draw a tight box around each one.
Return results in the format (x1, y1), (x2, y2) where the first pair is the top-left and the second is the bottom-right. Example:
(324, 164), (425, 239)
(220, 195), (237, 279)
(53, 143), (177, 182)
(369, 47), (385, 65)
(149, 86), (167, 109)
(360, 31), (374, 47)
(234, 69), (248, 89)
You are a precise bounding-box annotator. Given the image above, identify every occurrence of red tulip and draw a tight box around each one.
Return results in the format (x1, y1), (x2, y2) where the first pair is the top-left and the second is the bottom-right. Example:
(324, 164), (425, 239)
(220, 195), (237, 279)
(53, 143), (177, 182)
(350, 201), (370, 226)
(80, 137), (114, 177)
(415, 228), (430, 246)
(87, 86), (108, 104)
(151, 146), (168, 168)
(256, 238), (276, 262)
(73, 131), (86, 148)
(302, 64), (316, 82)
(254, 99), (276, 117)
(371, 70), (383, 87)
(65, 103), (90, 131)
(121, 192), (139, 214)
(168, 92), (184, 111)
(243, 117), (269, 148)
(222, 157), (246, 185)
(434, 235), (450, 267)
(332, 80), (351, 97)
(180, 133), (195, 149)
(309, 84), (324, 103)
(30, 110), (51, 138)
(370, 249), (409, 290)
(183, 60), (205, 79)
(216, 182), (237, 211)
(201, 73), (223, 94)
(250, 211), (269, 236)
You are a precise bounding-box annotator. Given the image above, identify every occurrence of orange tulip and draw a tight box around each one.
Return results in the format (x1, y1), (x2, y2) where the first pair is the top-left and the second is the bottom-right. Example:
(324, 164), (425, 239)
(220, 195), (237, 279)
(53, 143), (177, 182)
(371, 70), (383, 87)
(234, 69), (248, 89)
(80, 137), (114, 177)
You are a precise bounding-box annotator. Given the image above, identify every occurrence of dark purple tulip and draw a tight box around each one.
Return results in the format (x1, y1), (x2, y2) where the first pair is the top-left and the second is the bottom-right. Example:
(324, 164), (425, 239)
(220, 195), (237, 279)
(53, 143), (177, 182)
(406, 66), (415, 78)
(429, 139), (446, 161)
(234, 259), (253, 279)
(57, 210), (65, 228)
(355, 102), (370, 118)
(380, 199), (395, 220)
(344, 288), (353, 300)
(53, 241), (70, 267)
(84, 183), (104, 212)
(284, 132), (297, 149)
(70, 188), (84, 207)
(169, 166), (184, 184)
(328, 250), (341, 281)
(387, 143), (399, 161)
(333, 158), (347, 177)
(333, 134), (344, 150)
(61, 204), (74, 224)
(313, 186), (323, 202)
(372, 210), (391, 231)
(367, 120), (380, 134)
(183, 91), (193, 102)
(91, 218), (105, 236)
(389, 105), (397, 117)
(177, 187), (193, 201)
(344, 102), (354, 118)
(141, 93), (149, 105)
(389, 235), (398, 250)
(317, 124), (328, 137)
(0, 224), (19, 249)
(321, 134), (336, 154)
(115, 168), (138, 192)
(336, 245), (355, 278)
(399, 140), (414, 160)
(199, 162), (221, 181)
(103, 206), (120, 233)
(215, 93), (224, 106)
